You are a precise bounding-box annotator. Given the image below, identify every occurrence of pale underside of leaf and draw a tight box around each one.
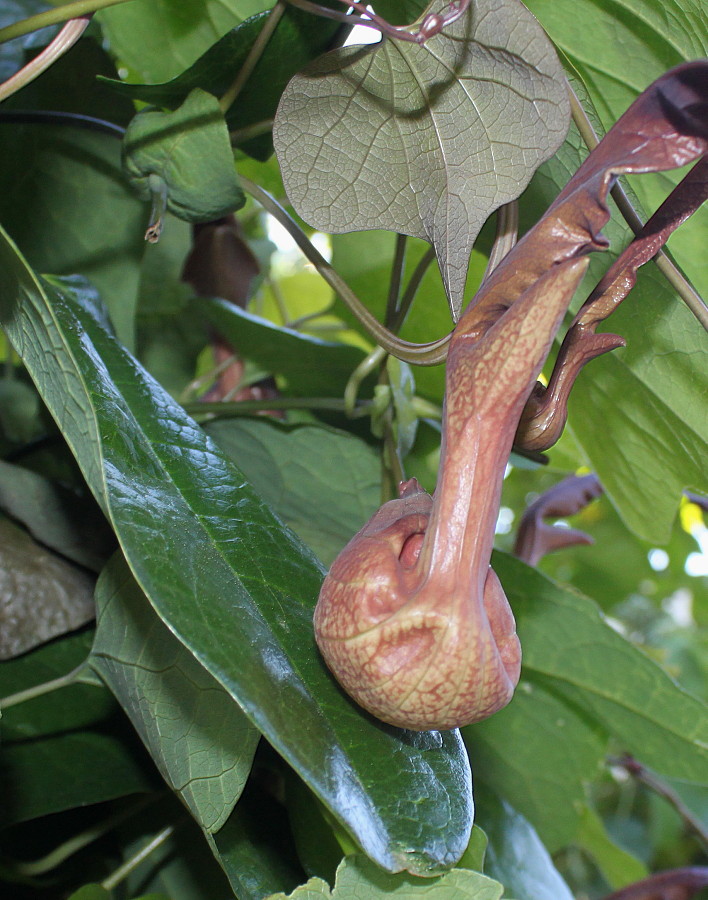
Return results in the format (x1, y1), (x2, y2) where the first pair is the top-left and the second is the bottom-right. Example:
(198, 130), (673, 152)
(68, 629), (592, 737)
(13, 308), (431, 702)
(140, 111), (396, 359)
(91, 554), (260, 834)
(274, 0), (570, 317)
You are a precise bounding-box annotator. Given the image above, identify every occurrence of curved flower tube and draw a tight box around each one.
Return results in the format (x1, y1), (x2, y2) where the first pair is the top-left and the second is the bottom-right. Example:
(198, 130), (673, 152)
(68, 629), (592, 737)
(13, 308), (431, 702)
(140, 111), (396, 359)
(315, 61), (708, 731)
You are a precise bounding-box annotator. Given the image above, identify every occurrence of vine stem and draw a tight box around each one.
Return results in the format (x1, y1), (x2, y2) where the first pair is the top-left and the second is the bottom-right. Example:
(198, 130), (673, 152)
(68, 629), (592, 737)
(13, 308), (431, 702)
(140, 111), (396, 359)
(101, 825), (177, 891)
(240, 175), (452, 364)
(0, 16), (90, 103)
(611, 754), (708, 852)
(0, 661), (89, 710)
(183, 396), (374, 419)
(220, 2), (286, 114)
(0, 0), (136, 45)
(567, 81), (708, 332)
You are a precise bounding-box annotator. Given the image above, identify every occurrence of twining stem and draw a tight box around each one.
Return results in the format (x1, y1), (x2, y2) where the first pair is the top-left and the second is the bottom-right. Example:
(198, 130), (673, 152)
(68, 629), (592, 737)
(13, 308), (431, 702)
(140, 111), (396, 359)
(0, 16), (90, 103)
(240, 175), (452, 364)
(0, 0), (136, 45)
(0, 661), (89, 710)
(183, 396), (374, 419)
(385, 234), (408, 325)
(220, 2), (286, 115)
(567, 81), (708, 332)
(101, 825), (177, 891)
(611, 754), (708, 852)
(12, 797), (155, 876)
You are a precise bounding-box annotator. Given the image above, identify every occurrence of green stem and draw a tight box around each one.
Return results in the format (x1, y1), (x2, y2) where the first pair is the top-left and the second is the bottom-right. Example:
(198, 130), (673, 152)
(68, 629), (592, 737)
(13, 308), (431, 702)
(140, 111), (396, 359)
(240, 176), (452, 364)
(230, 118), (274, 147)
(220, 2), (285, 114)
(385, 234), (407, 325)
(101, 824), (176, 891)
(12, 797), (155, 877)
(567, 80), (708, 332)
(0, 0), (136, 45)
(0, 661), (88, 710)
(183, 396), (373, 419)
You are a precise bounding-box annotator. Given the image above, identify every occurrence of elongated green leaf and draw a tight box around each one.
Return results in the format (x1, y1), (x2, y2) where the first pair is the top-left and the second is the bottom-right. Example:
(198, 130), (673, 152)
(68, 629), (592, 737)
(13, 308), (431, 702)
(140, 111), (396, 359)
(1, 731), (152, 825)
(0, 125), (145, 350)
(274, 0), (569, 317)
(0, 228), (473, 875)
(0, 459), (114, 572)
(97, 0), (271, 84)
(0, 516), (95, 659)
(0, 630), (153, 825)
(206, 418), (380, 567)
(0, 630), (112, 741)
(267, 855), (505, 900)
(464, 678), (605, 852)
(494, 551), (708, 782)
(200, 299), (370, 398)
(473, 789), (574, 900)
(123, 89), (244, 223)
(576, 805), (648, 889)
(101, 2), (345, 160)
(91, 554), (260, 833)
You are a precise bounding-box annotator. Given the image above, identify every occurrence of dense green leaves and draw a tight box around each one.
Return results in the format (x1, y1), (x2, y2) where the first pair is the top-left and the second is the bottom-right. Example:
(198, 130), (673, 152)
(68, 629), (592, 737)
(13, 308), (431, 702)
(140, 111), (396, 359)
(0, 3), (706, 898)
(0, 229), (473, 875)
(266, 855), (505, 900)
(122, 89), (244, 224)
(205, 418), (380, 566)
(495, 552), (707, 781)
(101, 1), (346, 159)
(274, 0), (569, 317)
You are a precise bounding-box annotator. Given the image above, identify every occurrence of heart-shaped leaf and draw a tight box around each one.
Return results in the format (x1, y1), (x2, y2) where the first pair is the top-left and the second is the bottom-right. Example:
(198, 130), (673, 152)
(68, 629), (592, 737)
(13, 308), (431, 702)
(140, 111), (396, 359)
(273, 0), (570, 317)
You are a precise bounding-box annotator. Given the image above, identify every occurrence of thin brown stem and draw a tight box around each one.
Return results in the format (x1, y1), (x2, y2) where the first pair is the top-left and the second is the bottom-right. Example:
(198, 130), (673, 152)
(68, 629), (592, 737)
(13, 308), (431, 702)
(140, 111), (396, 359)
(0, 0), (134, 44)
(611, 754), (708, 852)
(220, 2), (286, 114)
(599, 868), (708, 900)
(240, 175), (452, 364)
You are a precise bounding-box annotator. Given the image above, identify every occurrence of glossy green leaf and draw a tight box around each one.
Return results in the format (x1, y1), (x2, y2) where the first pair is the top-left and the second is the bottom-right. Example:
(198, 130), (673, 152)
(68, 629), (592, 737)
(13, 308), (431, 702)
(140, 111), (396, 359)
(0, 630), (153, 825)
(66, 886), (111, 900)
(274, 0), (569, 317)
(123, 89), (244, 224)
(494, 551), (708, 782)
(0, 228), (473, 875)
(473, 789), (574, 900)
(464, 678), (605, 852)
(0, 629), (113, 741)
(0, 516), (95, 659)
(101, 2), (345, 160)
(205, 418), (380, 567)
(1, 730), (152, 825)
(200, 299), (370, 398)
(91, 554), (260, 833)
(0, 125), (144, 350)
(266, 854), (505, 900)
(97, 0), (270, 83)
(210, 784), (306, 900)
(0, 458), (114, 572)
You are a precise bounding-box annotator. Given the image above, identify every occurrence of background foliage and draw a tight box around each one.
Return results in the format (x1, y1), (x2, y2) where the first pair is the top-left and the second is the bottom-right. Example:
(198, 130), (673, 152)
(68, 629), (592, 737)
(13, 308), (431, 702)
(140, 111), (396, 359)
(0, 1), (705, 899)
